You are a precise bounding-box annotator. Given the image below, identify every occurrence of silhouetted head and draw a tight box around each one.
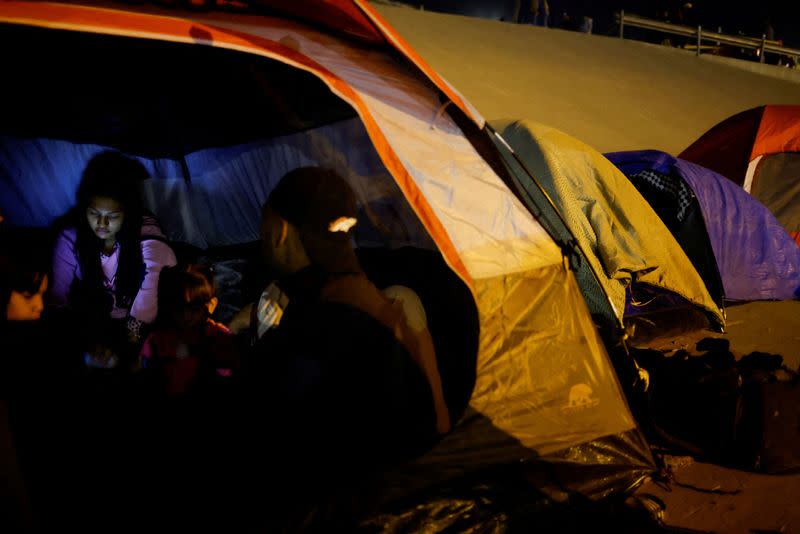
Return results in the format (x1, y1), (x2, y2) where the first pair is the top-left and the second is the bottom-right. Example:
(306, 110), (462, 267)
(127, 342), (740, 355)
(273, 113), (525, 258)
(261, 166), (360, 276)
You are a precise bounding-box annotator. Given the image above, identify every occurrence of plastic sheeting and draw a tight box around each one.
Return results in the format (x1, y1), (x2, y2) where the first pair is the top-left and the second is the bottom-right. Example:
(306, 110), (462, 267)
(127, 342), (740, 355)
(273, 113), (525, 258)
(358, 430), (654, 532)
(492, 119), (724, 328)
(607, 150), (800, 301)
(368, 263), (653, 508)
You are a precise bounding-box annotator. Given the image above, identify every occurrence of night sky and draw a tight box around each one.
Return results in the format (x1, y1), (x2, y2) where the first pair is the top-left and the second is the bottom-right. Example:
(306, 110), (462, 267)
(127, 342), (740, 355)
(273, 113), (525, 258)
(400, 0), (800, 49)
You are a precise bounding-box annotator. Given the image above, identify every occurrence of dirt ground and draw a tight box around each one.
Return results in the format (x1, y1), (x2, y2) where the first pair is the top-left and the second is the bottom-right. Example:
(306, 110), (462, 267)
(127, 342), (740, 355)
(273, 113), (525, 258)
(629, 300), (800, 534)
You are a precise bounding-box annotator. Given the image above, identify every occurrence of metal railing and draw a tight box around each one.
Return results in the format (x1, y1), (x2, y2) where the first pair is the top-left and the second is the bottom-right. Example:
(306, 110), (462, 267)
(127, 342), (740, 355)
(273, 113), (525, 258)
(616, 11), (800, 63)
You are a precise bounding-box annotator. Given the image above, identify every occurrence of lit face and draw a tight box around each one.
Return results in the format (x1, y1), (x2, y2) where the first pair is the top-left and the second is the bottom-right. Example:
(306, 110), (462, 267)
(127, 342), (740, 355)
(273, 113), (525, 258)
(86, 196), (125, 243)
(6, 275), (48, 322)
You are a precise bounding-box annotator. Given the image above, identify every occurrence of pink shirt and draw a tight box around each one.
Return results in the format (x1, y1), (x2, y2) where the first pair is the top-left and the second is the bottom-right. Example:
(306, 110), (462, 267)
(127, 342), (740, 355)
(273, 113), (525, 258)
(49, 215), (177, 323)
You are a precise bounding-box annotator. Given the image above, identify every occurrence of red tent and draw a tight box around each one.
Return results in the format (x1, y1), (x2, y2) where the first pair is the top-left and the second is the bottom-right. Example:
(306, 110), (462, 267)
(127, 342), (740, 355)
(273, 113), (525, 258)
(679, 105), (800, 240)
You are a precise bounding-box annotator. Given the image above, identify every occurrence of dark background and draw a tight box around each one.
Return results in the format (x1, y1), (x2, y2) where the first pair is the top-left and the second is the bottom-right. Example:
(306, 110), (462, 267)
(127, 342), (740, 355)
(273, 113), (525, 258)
(393, 1), (800, 48)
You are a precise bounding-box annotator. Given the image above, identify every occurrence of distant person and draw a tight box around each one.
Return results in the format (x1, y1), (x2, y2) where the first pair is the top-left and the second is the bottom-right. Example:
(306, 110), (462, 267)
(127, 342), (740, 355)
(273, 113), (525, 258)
(579, 15), (593, 33)
(49, 151), (177, 369)
(573, 0), (593, 33)
(532, 0), (549, 27)
(558, 11), (575, 30)
(140, 263), (237, 397)
(765, 18), (775, 41)
(518, 0), (549, 26)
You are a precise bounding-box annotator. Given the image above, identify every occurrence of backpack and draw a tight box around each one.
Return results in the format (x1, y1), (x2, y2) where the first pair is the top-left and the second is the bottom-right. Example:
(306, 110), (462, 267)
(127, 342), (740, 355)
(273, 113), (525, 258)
(627, 339), (800, 472)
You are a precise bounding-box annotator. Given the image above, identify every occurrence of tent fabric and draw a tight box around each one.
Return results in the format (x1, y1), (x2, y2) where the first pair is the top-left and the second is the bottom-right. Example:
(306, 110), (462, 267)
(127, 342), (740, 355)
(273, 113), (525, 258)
(492, 119), (724, 328)
(623, 169), (725, 308)
(0, 0), (476, 286)
(607, 150), (800, 302)
(679, 105), (800, 188)
(0, 1), (484, 129)
(0, 121), (438, 251)
(678, 106), (767, 188)
(193, 8), (562, 281)
(487, 126), (619, 329)
(678, 105), (800, 234)
(0, 0), (654, 509)
(750, 153), (800, 235)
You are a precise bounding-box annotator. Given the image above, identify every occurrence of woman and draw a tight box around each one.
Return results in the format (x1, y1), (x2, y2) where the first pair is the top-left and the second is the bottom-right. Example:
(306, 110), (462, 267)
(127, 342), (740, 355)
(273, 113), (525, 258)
(49, 151), (177, 367)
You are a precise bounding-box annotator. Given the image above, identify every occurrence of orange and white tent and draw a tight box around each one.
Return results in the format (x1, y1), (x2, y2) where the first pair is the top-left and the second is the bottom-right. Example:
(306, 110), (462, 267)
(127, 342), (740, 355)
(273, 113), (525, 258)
(0, 0), (654, 516)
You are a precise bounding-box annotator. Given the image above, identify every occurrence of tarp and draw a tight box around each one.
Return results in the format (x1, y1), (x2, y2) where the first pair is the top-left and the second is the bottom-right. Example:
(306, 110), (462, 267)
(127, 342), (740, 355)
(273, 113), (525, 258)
(492, 120), (724, 328)
(607, 150), (800, 301)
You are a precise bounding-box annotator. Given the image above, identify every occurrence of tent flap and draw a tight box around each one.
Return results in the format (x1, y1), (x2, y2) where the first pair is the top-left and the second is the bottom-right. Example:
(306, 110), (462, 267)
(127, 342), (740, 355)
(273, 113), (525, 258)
(493, 119), (724, 328)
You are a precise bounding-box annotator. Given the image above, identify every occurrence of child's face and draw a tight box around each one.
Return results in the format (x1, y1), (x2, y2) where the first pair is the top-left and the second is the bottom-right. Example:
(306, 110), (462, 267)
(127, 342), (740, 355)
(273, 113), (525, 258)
(172, 299), (215, 330)
(6, 275), (48, 322)
(86, 196), (125, 243)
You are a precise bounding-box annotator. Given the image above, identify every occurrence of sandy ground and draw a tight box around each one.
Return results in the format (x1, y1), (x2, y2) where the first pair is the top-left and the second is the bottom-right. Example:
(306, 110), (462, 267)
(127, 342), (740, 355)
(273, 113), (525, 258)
(373, 5), (800, 532)
(629, 301), (800, 533)
(373, 3), (800, 156)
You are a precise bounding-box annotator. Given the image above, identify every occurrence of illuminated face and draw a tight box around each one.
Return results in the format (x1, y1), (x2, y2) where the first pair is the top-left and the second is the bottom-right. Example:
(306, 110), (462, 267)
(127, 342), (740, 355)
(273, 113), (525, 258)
(86, 196), (125, 243)
(6, 275), (48, 322)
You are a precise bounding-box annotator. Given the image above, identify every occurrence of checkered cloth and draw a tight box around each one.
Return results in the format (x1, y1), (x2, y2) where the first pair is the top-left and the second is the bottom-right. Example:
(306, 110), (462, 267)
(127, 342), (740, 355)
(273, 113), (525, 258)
(629, 169), (695, 222)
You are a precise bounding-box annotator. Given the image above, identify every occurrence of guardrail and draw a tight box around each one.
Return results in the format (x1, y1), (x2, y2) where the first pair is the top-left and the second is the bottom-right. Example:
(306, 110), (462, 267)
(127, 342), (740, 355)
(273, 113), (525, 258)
(616, 11), (800, 63)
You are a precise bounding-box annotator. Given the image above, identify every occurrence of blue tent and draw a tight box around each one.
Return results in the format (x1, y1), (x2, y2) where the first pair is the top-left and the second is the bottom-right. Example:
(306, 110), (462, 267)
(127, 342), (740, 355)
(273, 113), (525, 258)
(606, 150), (800, 302)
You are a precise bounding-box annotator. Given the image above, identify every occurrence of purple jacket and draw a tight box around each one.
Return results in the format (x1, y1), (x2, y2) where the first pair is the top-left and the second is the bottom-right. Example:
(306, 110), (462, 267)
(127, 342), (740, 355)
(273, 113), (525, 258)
(49, 215), (177, 323)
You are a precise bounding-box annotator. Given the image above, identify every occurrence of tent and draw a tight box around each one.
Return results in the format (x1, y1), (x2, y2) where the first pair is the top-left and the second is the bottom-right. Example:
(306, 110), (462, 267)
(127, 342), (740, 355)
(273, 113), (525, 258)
(490, 120), (724, 332)
(607, 150), (800, 302)
(0, 0), (655, 525)
(678, 105), (800, 240)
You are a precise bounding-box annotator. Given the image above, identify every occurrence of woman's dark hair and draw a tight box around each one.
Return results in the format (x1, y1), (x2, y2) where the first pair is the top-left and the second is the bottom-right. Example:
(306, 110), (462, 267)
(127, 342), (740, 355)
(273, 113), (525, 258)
(73, 151), (148, 314)
(0, 226), (50, 318)
(156, 263), (216, 326)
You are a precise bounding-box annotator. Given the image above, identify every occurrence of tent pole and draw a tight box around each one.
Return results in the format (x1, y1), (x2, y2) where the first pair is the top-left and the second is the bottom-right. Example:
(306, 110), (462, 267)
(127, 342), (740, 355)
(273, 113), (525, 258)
(489, 126), (624, 333)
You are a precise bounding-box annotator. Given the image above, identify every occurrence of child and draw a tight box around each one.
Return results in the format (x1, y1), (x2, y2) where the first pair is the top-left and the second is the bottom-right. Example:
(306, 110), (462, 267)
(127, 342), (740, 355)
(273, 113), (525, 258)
(140, 263), (237, 396)
(0, 226), (49, 532)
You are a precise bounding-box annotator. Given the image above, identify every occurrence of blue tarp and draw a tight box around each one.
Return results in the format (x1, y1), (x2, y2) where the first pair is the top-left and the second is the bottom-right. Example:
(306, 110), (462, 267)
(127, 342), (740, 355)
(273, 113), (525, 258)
(606, 150), (800, 301)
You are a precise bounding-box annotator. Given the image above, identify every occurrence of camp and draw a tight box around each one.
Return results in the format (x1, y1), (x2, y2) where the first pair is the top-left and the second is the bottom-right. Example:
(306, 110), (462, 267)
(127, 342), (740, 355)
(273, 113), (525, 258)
(0, 0), (655, 530)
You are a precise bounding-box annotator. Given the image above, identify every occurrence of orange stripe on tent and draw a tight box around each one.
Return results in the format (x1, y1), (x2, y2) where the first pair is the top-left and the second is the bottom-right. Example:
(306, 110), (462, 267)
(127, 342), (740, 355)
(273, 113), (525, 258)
(352, 0), (484, 128)
(0, 1), (474, 292)
(753, 105), (800, 161)
(246, 0), (384, 44)
(790, 231), (800, 248)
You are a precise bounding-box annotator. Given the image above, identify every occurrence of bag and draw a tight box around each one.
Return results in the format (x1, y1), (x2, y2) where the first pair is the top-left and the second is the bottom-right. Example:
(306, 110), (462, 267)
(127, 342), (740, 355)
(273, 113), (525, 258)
(737, 364), (800, 473)
(630, 341), (800, 472)
(631, 344), (743, 464)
